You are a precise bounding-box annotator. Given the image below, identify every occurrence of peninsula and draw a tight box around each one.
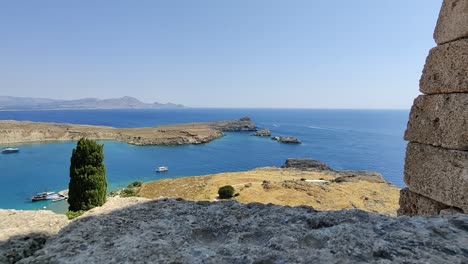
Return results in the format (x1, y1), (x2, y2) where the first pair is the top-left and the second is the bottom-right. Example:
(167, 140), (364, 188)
(0, 117), (257, 146)
(138, 159), (400, 215)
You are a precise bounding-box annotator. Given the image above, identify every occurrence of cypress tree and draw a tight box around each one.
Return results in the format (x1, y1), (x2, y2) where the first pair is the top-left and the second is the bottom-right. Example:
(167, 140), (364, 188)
(68, 138), (107, 211)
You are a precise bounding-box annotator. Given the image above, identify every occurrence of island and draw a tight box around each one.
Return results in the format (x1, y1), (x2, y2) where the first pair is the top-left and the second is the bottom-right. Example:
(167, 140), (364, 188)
(0, 117), (257, 146)
(271, 136), (301, 144)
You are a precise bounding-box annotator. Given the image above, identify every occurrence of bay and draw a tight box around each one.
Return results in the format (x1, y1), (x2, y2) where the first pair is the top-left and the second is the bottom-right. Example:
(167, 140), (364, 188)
(0, 108), (408, 211)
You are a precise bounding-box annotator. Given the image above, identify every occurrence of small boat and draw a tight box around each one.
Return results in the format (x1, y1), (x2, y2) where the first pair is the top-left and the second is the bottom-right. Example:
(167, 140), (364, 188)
(2, 147), (19, 154)
(31, 191), (62, 202)
(155, 166), (169, 172)
(51, 195), (67, 202)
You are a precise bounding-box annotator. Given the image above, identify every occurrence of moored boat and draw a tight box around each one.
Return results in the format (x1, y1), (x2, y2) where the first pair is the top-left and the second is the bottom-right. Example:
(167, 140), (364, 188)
(31, 192), (66, 202)
(2, 147), (19, 154)
(156, 166), (169, 172)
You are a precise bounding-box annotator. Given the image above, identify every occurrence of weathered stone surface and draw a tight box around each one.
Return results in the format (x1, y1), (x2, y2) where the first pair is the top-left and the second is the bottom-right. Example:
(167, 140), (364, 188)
(434, 0), (468, 45)
(0, 209), (69, 264)
(420, 39), (468, 94)
(404, 143), (468, 212)
(397, 188), (450, 216)
(16, 199), (468, 263)
(281, 158), (333, 170)
(252, 128), (271, 137)
(405, 94), (468, 150)
(440, 208), (465, 215)
(272, 136), (301, 144)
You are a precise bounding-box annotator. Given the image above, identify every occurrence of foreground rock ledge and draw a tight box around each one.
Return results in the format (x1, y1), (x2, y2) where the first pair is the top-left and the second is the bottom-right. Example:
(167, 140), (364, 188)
(0, 117), (257, 146)
(8, 198), (468, 263)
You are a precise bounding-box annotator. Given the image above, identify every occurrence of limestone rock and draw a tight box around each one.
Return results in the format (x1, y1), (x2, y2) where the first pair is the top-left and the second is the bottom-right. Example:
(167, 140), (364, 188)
(252, 128), (271, 137)
(420, 39), (468, 94)
(397, 188), (450, 216)
(440, 208), (465, 215)
(281, 158), (332, 171)
(405, 94), (468, 150)
(211, 117), (257, 132)
(272, 136), (301, 144)
(331, 171), (386, 184)
(404, 143), (468, 212)
(434, 0), (468, 45)
(0, 209), (69, 264)
(18, 199), (468, 263)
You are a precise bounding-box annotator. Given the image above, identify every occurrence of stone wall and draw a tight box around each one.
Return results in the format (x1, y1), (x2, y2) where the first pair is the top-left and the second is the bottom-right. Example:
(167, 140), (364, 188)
(398, 0), (468, 216)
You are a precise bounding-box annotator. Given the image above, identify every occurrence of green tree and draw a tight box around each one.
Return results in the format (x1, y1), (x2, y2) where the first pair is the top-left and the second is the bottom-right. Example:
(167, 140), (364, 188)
(68, 138), (107, 211)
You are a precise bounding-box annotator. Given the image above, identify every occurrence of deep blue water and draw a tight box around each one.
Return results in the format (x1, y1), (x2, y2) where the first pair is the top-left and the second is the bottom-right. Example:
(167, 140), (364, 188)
(0, 109), (409, 211)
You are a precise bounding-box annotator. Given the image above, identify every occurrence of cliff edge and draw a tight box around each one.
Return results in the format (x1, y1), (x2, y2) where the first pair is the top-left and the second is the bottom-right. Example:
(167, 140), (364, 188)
(3, 198), (467, 263)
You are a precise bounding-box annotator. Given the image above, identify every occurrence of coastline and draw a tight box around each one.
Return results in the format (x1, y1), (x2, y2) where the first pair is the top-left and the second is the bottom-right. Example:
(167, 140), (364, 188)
(0, 117), (257, 146)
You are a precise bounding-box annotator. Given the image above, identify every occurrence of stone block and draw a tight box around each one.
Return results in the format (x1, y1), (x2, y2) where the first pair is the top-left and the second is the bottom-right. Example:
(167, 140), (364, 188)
(397, 188), (450, 216)
(404, 94), (468, 151)
(434, 0), (468, 45)
(404, 143), (468, 212)
(420, 39), (468, 94)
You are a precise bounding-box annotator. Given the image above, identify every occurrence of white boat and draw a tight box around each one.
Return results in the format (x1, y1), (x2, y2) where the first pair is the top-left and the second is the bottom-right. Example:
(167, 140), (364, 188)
(155, 166), (168, 172)
(32, 191), (67, 202)
(2, 147), (19, 154)
(51, 195), (67, 202)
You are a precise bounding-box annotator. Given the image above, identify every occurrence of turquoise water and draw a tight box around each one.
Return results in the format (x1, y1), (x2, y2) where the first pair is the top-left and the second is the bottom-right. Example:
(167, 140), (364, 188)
(0, 109), (409, 211)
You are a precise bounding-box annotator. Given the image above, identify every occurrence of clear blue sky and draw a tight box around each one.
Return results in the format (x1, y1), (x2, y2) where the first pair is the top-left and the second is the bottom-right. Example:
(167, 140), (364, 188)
(0, 1), (441, 109)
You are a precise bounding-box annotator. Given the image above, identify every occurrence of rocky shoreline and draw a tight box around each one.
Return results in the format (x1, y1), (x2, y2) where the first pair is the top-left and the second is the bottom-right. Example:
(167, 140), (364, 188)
(0, 117), (257, 146)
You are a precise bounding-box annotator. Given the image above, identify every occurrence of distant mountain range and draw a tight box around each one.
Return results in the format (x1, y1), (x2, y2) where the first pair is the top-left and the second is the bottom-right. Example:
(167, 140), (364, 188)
(0, 96), (184, 110)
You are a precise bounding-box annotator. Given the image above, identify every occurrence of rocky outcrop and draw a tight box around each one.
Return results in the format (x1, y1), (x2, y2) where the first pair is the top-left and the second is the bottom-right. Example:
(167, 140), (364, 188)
(399, 0), (468, 216)
(272, 136), (301, 144)
(0, 118), (256, 146)
(331, 171), (387, 184)
(210, 117), (257, 132)
(281, 158), (386, 184)
(252, 128), (271, 137)
(9, 198), (468, 263)
(281, 158), (332, 171)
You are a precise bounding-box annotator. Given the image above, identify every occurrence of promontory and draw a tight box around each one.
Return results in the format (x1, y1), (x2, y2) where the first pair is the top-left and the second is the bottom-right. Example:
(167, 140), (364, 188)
(0, 117), (257, 146)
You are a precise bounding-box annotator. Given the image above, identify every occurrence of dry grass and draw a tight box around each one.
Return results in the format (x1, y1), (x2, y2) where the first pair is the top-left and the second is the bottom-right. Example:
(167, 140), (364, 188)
(139, 167), (400, 216)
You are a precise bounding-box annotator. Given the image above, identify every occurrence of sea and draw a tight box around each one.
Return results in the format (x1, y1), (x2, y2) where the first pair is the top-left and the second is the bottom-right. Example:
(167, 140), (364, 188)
(0, 108), (409, 212)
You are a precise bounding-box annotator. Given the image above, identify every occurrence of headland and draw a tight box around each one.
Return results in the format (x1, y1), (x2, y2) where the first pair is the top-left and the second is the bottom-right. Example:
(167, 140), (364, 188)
(0, 117), (257, 146)
(139, 159), (400, 216)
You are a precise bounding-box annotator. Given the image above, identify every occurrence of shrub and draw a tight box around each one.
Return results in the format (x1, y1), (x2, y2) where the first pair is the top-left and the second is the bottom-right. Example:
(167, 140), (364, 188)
(68, 138), (108, 212)
(120, 188), (138, 197)
(127, 181), (142, 188)
(218, 185), (235, 199)
(66, 210), (85, 220)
